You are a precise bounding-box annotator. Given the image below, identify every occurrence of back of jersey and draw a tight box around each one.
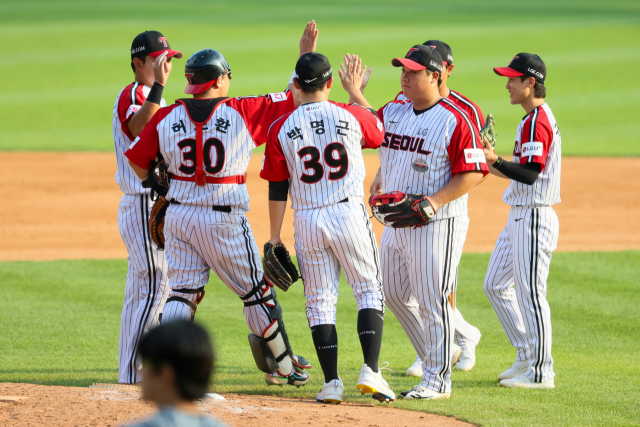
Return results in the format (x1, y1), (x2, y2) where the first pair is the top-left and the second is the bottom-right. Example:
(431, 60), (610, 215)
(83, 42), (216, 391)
(262, 101), (383, 210)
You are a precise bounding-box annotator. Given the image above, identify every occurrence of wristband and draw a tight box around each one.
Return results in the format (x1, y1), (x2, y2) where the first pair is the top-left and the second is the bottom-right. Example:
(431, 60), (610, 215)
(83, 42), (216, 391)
(146, 82), (164, 105)
(493, 156), (504, 169)
(288, 70), (297, 86)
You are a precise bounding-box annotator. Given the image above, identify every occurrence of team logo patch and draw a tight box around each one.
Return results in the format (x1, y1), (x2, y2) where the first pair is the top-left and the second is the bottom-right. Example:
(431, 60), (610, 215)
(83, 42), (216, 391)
(305, 104), (322, 112)
(270, 92), (287, 103)
(463, 148), (486, 164)
(522, 141), (543, 157)
(412, 157), (429, 173)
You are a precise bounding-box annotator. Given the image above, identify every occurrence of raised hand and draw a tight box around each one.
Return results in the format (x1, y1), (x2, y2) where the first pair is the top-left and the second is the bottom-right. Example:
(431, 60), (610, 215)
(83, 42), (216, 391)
(300, 20), (318, 57)
(153, 52), (171, 87)
(339, 53), (367, 95)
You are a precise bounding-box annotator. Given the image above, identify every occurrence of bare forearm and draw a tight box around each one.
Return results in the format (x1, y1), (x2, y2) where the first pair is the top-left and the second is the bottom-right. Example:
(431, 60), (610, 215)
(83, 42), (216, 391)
(347, 89), (372, 109)
(127, 102), (161, 139)
(488, 164), (508, 179)
(268, 200), (287, 241)
(429, 171), (483, 210)
(127, 160), (150, 180)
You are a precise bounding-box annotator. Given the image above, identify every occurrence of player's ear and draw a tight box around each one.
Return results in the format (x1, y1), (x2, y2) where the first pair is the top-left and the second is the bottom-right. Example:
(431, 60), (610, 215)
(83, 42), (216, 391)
(292, 77), (301, 90)
(326, 76), (333, 89)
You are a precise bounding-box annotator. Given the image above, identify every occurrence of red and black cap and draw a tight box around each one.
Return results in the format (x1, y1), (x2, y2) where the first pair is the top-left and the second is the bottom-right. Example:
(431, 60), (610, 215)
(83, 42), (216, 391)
(184, 49), (231, 94)
(392, 45), (443, 73)
(494, 52), (546, 84)
(295, 52), (332, 85)
(423, 40), (453, 65)
(131, 31), (183, 60)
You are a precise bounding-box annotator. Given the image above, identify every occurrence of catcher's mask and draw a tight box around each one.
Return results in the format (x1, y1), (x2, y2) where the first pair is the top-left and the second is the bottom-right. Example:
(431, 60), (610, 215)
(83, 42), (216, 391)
(184, 49), (232, 94)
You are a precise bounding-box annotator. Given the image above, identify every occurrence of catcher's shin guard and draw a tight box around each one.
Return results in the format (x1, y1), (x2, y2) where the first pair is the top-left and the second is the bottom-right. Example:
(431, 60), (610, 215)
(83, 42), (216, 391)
(243, 280), (311, 378)
(162, 287), (205, 323)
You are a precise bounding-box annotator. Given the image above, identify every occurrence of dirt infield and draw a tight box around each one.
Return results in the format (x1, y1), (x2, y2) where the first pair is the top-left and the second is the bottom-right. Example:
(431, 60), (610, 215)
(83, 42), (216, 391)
(0, 383), (473, 427)
(0, 152), (638, 261)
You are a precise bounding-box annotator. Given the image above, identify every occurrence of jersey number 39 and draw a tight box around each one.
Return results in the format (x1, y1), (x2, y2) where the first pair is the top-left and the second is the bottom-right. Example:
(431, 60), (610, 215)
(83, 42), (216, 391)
(297, 143), (348, 184)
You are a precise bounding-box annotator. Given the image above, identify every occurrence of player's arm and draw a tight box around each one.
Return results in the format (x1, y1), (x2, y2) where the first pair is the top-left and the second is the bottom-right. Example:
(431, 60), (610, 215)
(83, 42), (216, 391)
(125, 111), (162, 180)
(429, 170), (484, 210)
(127, 52), (171, 139)
(267, 181), (289, 245)
(287, 21), (319, 107)
(339, 54), (372, 109)
(484, 145), (540, 185)
(370, 167), (383, 196)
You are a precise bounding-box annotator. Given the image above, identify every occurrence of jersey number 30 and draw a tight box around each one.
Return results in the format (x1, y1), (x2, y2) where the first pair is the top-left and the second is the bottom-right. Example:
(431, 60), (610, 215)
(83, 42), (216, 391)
(297, 143), (348, 184)
(177, 138), (225, 175)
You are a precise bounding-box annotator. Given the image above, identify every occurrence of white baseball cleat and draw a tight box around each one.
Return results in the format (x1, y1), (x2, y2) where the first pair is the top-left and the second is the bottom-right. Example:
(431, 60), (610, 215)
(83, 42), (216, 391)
(497, 360), (529, 381)
(406, 354), (423, 377)
(455, 345), (476, 371)
(356, 363), (396, 402)
(316, 379), (344, 404)
(499, 374), (555, 389)
(451, 343), (462, 366)
(399, 385), (450, 400)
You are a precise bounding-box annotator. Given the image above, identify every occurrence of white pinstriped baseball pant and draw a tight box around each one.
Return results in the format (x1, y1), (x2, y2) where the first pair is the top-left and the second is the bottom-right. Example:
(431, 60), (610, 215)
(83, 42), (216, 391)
(484, 205), (558, 382)
(293, 200), (385, 328)
(161, 204), (272, 336)
(117, 193), (170, 384)
(381, 216), (468, 393)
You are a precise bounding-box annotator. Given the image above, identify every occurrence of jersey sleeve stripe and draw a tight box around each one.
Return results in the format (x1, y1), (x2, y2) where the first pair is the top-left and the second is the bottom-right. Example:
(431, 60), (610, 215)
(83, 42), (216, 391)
(442, 98), (481, 171)
(130, 82), (139, 106)
(528, 108), (539, 164)
(450, 91), (482, 129)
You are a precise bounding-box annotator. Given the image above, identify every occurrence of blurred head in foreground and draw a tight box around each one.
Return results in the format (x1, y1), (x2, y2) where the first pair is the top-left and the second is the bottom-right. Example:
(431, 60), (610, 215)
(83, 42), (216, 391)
(138, 321), (214, 403)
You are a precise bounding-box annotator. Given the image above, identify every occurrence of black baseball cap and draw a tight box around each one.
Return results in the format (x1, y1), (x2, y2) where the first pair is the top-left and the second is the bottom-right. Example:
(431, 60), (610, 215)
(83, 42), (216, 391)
(131, 31), (183, 60)
(494, 52), (546, 84)
(295, 52), (332, 85)
(392, 45), (443, 73)
(423, 40), (453, 65)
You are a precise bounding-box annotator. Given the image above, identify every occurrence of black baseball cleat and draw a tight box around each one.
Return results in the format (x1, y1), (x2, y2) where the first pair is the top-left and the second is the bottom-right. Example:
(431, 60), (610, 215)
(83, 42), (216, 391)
(265, 366), (310, 387)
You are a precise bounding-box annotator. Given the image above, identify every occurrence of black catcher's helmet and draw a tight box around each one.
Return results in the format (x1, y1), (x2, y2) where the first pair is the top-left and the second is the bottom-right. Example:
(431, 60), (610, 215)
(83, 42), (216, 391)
(184, 49), (231, 94)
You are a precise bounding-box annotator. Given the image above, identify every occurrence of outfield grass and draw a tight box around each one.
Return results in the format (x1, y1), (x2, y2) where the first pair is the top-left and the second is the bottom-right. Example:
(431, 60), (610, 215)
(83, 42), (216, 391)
(1, 0), (639, 155)
(1, 252), (639, 426)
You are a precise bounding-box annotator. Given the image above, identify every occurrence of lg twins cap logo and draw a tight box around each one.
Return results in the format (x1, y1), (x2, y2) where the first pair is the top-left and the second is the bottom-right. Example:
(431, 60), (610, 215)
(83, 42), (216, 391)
(158, 37), (168, 47)
(407, 47), (420, 57)
(509, 56), (519, 65)
(185, 72), (195, 84)
(426, 45), (436, 49)
(463, 148), (486, 164)
(522, 141), (543, 157)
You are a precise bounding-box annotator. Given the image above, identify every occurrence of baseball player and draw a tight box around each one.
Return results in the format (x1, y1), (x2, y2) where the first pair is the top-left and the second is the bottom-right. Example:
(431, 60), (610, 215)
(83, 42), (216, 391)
(483, 53), (560, 389)
(374, 40), (484, 376)
(261, 53), (394, 404)
(126, 23), (318, 387)
(113, 30), (182, 384)
(371, 45), (489, 399)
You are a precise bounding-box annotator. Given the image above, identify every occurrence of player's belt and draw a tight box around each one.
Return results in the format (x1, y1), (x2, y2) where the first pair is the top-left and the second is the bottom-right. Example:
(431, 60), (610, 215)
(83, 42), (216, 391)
(168, 173), (247, 184)
(168, 199), (232, 213)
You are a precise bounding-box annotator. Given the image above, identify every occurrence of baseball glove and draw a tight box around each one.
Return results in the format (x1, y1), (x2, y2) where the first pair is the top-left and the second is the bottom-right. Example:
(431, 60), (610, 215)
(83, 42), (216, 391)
(369, 191), (436, 228)
(142, 156), (169, 200)
(149, 196), (170, 250)
(263, 242), (300, 292)
(479, 113), (497, 148)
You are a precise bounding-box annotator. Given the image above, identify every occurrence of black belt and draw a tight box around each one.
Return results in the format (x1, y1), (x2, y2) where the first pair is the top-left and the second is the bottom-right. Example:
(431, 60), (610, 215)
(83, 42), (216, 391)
(338, 198), (348, 204)
(169, 199), (231, 213)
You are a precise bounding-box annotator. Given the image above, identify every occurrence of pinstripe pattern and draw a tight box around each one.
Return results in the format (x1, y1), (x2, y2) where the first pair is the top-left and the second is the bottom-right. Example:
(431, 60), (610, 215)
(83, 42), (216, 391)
(380, 217), (468, 393)
(117, 194), (170, 384)
(160, 204), (273, 334)
(504, 103), (561, 206)
(293, 201), (384, 327)
(483, 206), (558, 382)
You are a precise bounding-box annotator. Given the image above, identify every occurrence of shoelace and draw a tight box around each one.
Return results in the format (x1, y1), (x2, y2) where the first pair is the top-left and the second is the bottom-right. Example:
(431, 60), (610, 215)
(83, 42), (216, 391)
(378, 361), (395, 373)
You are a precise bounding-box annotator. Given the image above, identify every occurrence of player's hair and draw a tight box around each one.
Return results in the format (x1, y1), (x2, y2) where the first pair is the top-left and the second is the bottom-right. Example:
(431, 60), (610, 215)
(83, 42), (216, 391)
(131, 54), (150, 73)
(138, 321), (215, 400)
(520, 76), (546, 99)
(296, 78), (328, 94)
(425, 69), (442, 87)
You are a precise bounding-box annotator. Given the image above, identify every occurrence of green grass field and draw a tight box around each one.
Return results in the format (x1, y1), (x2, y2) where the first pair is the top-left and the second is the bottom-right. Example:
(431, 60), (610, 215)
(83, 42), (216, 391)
(1, 253), (639, 426)
(1, 0), (639, 154)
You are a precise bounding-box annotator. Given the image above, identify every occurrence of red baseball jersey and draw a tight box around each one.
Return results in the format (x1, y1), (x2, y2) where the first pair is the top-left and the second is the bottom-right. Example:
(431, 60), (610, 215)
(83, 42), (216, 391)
(260, 101), (383, 210)
(377, 98), (489, 220)
(395, 89), (485, 130)
(503, 103), (561, 206)
(113, 82), (166, 195)
(126, 90), (294, 210)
